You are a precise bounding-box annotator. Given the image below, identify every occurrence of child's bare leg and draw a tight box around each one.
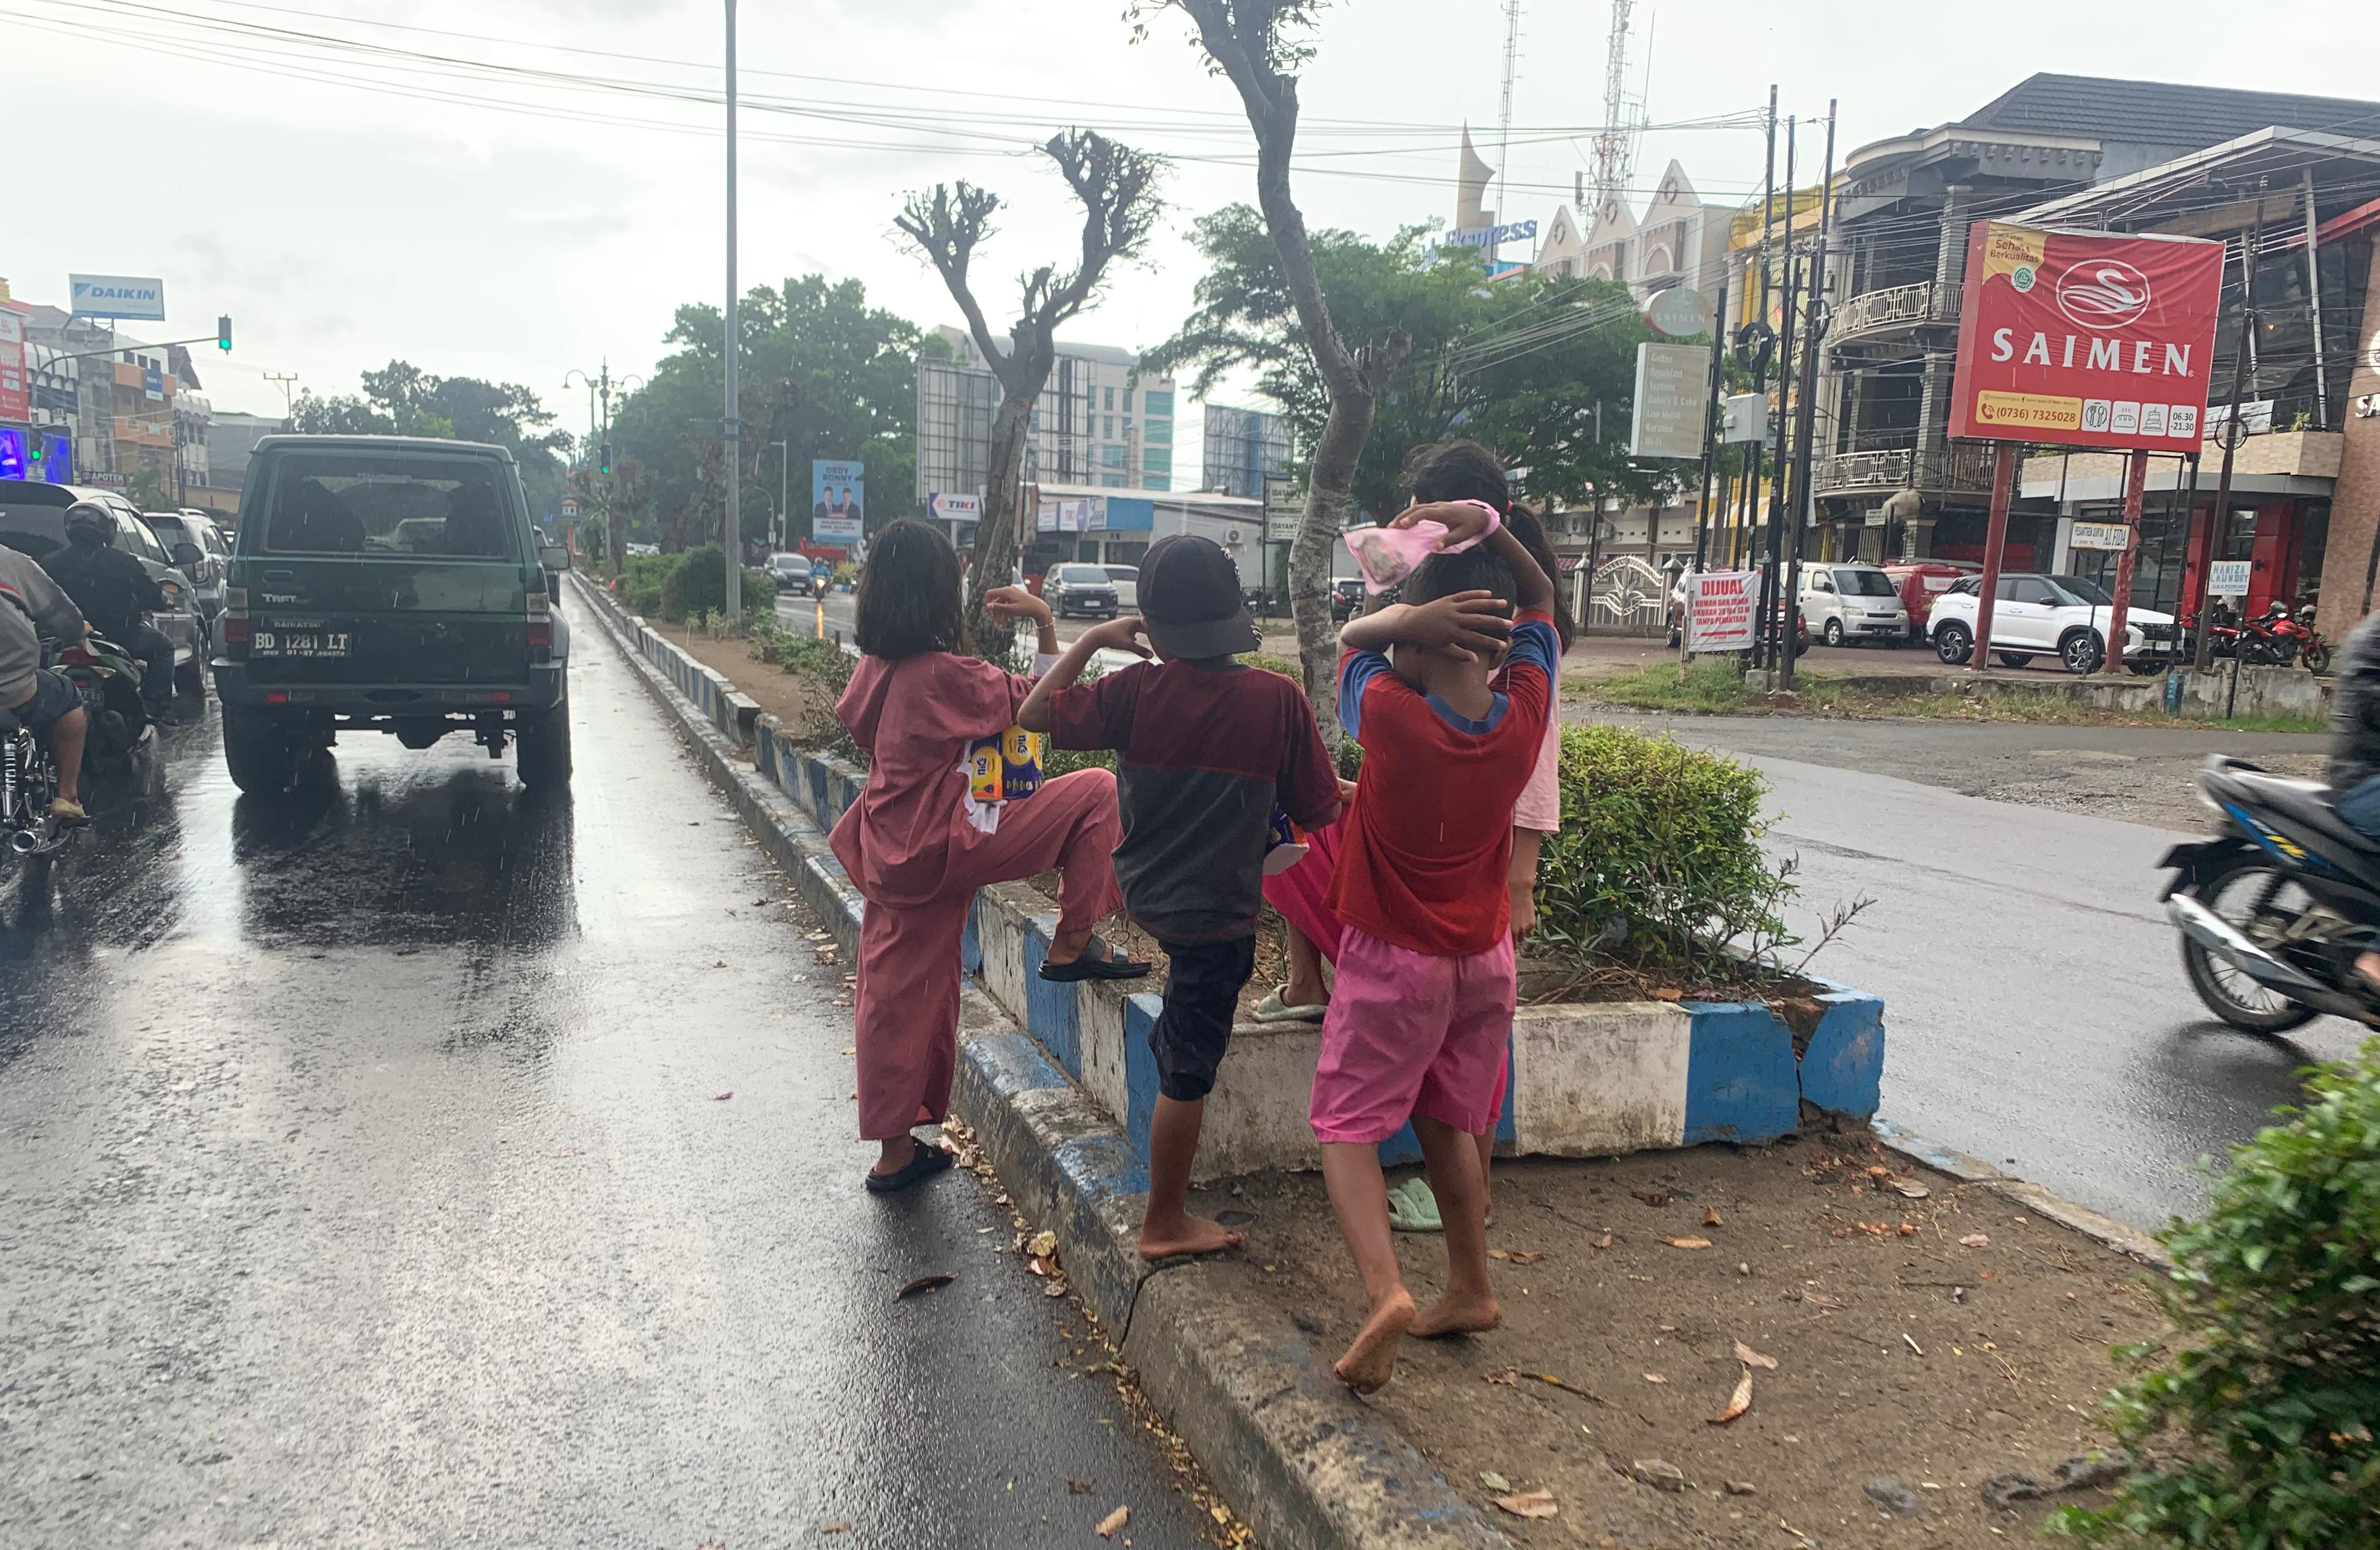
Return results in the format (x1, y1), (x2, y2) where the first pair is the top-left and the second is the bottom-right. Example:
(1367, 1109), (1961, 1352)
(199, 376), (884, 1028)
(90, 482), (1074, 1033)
(1318, 1141), (1415, 1390)
(1283, 919), (1329, 1009)
(1410, 1115), (1500, 1338)
(1473, 1128), (1495, 1220)
(1139, 1096), (1242, 1258)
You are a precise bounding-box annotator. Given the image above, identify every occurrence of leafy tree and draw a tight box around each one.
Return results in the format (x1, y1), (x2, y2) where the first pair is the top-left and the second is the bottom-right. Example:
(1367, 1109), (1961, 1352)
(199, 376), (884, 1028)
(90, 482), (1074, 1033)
(896, 129), (1164, 653)
(607, 275), (929, 556)
(1145, 205), (1663, 524)
(124, 463), (168, 511)
(287, 366), (568, 518)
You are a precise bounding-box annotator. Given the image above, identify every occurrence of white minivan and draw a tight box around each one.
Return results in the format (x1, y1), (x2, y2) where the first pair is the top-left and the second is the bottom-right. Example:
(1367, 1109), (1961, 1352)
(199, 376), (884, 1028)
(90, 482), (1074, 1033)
(1800, 563), (1910, 647)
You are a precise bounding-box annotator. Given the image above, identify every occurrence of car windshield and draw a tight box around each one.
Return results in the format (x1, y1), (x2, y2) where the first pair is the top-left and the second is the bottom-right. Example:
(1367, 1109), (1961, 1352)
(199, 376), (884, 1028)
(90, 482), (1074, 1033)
(2045, 575), (2116, 606)
(258, 453), (522, 560)
(145, 514), (190, 545)
(1057, 565), (1107, 583)
(769, 553), (802, 569)
(1836, 568), (1897, 596)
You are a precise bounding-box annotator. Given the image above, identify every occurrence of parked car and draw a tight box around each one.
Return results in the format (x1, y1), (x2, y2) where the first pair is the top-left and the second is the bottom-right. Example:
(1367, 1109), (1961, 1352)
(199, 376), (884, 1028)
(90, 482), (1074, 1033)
(1883, 560), (1980, 644)
(1926, 571), (2179, 675)
(1046, 561), (1120, 620)
(0, 479), (207, 708)
(144, 508), (232, 624)
(212, 434), (573, 794)
(626, 541), (661, 558)
(1799, 563), (1909, 647)
(767, 551), (809, 592)
(1330, 577), (1366, 624)
(1102, 564), (1140, 611)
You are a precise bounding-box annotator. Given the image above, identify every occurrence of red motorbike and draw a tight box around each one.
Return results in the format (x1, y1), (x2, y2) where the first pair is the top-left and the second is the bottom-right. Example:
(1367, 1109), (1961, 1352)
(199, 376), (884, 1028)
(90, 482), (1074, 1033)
(2238, 602), (2333, 674)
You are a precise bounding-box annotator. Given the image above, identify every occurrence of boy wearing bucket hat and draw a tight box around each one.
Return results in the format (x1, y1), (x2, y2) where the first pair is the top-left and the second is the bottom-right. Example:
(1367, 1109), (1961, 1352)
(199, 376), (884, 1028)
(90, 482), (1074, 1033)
(1019, 534), (1343, 1260)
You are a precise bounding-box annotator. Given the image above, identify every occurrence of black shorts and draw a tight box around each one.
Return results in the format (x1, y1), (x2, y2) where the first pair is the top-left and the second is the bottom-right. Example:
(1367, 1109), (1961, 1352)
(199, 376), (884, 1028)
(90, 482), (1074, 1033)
(1150, 934), (1258, 1102)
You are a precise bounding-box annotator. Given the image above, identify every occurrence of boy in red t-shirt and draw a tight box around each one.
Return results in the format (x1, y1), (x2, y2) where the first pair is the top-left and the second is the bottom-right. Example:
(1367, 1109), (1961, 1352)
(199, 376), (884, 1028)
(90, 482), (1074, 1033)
(1314, 500), (1557, 1392)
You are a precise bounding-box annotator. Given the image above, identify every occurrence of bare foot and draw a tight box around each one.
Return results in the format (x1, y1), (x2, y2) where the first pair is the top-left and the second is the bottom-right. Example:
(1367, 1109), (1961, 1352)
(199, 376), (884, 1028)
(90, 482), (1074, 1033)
(1411, 1289), (1502, 1339)
(1334, 1290), (1417, 1393)
(1137, 1214), (1244, 1260)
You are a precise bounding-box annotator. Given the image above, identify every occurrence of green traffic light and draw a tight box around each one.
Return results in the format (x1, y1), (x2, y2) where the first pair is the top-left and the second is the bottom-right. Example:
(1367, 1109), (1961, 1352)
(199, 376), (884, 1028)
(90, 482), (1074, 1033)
(216, 314), (232, 352)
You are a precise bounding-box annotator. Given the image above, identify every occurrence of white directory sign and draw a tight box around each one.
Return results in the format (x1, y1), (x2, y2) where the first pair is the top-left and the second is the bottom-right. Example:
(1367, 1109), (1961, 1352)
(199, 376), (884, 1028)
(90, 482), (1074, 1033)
(2068, 522), (2133, 552)
(1630, 343), (1706, 460)
(2207, 559), (2253, 597)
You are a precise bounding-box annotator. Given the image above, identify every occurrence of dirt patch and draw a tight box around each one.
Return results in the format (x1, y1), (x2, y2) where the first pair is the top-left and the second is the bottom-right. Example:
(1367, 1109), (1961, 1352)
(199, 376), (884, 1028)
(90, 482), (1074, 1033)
(1208, 1133), (2164, 1548)
(665, 624), (835, 736)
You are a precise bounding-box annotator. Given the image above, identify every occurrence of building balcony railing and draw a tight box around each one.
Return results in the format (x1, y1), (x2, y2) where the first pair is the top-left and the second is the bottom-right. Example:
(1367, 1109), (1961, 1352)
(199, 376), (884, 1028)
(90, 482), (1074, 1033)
(1813, 441), (1997, 499)
(1828, 280), (1958, 344)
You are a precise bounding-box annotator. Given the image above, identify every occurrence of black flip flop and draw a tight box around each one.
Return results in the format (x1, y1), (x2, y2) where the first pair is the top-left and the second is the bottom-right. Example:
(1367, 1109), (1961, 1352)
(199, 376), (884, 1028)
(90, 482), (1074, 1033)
(865, 1136), (955, 1194)
(1038, 932), (1153, 983)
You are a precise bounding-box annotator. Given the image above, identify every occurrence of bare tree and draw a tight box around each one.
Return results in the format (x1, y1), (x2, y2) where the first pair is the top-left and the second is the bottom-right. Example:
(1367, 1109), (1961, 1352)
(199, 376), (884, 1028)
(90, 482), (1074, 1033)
(1136, 0), (1411, 737)
(897, 129), (1164, 652)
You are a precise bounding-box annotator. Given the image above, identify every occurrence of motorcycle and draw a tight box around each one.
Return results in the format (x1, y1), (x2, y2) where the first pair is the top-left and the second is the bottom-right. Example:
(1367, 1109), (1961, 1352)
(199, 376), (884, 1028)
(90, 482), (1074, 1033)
(2163, 755), (2380, 1031)
(809, 569), (832, 600)
(59, 635), (151, 776)
(1, 647), (88, 865)
(2246, 602), (2333, 674)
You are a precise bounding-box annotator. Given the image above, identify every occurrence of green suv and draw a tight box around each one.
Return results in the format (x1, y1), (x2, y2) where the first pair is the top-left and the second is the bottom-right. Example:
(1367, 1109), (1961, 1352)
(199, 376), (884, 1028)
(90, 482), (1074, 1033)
(214, 435), (571, 794)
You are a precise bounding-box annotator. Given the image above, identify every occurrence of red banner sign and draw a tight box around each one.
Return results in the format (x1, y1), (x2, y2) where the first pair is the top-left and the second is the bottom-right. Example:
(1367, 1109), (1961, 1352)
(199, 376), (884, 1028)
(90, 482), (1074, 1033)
(0, 302), (29, 425)
(1948, 222), (2224, 450)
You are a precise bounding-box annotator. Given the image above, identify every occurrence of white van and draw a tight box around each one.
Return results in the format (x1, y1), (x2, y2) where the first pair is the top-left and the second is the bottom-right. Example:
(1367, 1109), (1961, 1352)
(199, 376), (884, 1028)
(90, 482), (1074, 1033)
(1799, 564), (1910, 647)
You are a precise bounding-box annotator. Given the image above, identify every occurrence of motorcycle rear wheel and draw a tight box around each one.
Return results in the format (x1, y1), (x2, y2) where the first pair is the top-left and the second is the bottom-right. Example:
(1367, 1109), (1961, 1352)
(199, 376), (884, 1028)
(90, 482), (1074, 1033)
(2304, 642), (2333, 676)
(2179, 856), (2323, 1033)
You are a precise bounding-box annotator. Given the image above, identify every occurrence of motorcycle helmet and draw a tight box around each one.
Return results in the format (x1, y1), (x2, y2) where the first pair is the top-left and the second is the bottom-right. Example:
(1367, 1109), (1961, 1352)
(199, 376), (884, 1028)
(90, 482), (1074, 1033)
(63, 502), (115, 546)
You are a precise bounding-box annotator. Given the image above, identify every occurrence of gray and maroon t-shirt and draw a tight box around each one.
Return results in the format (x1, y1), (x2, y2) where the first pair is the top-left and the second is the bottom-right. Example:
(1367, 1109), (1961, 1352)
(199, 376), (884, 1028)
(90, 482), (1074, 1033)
(1046, 660), (1341, 944)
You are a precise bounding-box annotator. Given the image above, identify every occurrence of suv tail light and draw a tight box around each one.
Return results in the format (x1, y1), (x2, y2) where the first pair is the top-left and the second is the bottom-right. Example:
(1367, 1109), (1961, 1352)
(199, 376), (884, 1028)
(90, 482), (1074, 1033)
(526, 588), (552, 653)
(221, 585), (250, 654)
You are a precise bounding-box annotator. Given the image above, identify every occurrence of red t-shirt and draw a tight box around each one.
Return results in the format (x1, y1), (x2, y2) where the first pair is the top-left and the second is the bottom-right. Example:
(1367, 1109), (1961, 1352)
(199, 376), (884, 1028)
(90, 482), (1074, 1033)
(1327, 609), (1559, 956)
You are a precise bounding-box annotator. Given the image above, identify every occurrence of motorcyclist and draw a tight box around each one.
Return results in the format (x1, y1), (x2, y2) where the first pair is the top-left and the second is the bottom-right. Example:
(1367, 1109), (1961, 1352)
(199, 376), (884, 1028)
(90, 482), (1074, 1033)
(0, 545), (92, 823)
(2325, 607), (2380, 988)
(41, 502), (176, 724)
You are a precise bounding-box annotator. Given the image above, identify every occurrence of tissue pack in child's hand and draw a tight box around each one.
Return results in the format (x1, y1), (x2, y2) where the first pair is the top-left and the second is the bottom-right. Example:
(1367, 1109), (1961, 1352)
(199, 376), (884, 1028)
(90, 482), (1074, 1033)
(1343, 517), (1490, 594)
(966, 725), (1045, 803)
(1262, 805), (1309, 876)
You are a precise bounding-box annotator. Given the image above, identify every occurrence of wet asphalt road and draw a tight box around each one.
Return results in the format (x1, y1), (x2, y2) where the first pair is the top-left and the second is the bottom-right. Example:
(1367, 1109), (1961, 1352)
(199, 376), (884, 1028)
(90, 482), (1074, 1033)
(1590, 709), (2366, 1230)
(0, 596), (1213, 1550)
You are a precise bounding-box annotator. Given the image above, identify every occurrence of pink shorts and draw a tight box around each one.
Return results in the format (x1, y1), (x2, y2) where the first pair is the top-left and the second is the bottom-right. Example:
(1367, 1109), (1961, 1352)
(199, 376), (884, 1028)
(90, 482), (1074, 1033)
(1309, 925), (1517, 1145)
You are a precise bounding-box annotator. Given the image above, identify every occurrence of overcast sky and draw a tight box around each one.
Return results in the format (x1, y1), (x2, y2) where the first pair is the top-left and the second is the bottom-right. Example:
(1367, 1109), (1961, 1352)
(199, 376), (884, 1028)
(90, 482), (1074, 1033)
(14, 0), (2380, 475)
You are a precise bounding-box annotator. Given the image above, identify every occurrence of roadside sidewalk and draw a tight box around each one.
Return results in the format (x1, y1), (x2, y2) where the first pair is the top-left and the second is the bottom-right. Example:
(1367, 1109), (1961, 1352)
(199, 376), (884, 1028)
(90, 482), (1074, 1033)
(569, 575), (2172, 1550)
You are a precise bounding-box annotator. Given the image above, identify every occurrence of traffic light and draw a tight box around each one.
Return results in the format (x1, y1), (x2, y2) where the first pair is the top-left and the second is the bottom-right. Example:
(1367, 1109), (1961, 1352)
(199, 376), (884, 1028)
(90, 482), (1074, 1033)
(216, 315), (232, 353)
(599, 442), (612, 476)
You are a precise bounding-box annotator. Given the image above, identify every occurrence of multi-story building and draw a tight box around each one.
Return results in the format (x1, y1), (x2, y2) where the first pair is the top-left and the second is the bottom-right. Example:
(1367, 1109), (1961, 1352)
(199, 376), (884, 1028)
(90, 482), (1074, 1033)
(916, 328), (1179, 504)
(1810, 73), (2380, 577)
(1199, 404), (1290, 499)
(206, 410), (287, 496)
(1535, 161), (1736, 301)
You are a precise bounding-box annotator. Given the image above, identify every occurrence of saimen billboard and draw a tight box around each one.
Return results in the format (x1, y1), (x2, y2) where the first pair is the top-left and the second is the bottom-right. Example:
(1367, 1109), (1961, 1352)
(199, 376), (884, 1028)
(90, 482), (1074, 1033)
(1948, 223), (2224, 450)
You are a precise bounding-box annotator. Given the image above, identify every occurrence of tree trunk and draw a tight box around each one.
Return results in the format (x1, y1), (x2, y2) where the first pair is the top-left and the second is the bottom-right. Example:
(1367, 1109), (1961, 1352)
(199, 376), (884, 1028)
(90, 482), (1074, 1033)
(1288, 392), (1376, 740)
(963, 383), (1037, 655)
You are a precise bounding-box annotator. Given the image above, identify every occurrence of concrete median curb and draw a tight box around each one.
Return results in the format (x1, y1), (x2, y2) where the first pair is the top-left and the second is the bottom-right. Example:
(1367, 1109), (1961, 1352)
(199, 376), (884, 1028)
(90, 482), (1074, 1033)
(1872, 1118), (2171, 1270)
(569, 574), (1508, 1550)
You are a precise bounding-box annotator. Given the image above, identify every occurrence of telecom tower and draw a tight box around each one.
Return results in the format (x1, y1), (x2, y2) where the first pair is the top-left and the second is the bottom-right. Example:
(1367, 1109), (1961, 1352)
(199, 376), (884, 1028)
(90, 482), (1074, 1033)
(1592, 1), (1641, 213)
(1492, 0), (1521, 262)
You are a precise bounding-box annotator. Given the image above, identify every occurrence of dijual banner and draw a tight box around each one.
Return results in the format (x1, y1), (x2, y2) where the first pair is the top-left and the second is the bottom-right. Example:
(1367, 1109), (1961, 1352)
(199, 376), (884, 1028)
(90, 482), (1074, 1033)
(811, 459), (864, 542)
(1684, 569), (1758, 653)
(1948, 222), (2224, 450)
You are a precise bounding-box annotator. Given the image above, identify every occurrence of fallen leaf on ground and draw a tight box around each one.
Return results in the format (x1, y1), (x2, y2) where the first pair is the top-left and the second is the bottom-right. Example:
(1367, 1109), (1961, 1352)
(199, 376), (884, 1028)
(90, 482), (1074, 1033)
(895, 1272), (956, 1300)
(1509, 1249), (1544, 1265)
(1027, 1230), (1059, 1258)
(1632, 1189), (1669, 1207)
(1590, 1233), (1615, 1249)
(819, 1523), (853, 1535)
(1734, 1341), (1778, 1370)
(1642, 1372), (1667, 1383)
(1043, 1280), (1068, 1298)
(1487, 1248), (1509, 1261)
(1723, 1480), (1757, 1496)
(1710, 1368), (1753, 1425)
(1960, 1233), (1991, 1248)
(1095, 1504), (1130, 1538)
(1887, 1177), (1931, 1199)
(712, 1092), (733, 1102)
(1484, 1367), (1519, 1386)
(1701, 1207), (1725, 1227)
(1028, 1255), (1055, 1278)
(1479, 1470), (1512, 1491)
(1492, 1488), (1558, 1519)
(1067, 1480), (1094, 1494)
(1660, 1236), (1713, 1250)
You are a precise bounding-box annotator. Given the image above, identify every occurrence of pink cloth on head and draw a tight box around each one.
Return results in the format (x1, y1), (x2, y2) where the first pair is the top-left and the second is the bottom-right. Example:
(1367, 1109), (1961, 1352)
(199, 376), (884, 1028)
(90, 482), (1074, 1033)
(1260, 813), (1346, 964)
(1308, 925), (1516, 1144)
(1511, 678), (1563, 834)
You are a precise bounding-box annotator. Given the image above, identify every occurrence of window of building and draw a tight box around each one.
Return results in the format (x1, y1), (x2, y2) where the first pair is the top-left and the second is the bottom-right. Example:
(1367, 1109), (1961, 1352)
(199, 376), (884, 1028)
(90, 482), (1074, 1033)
(1142, 448), (1172, 474)
(1144, 419), (1170, 445)
(1121, 418), (1132, 437)
(1142, 390), (1174, 417)
(1101, 444), (1126, 469)
(1104, 388), (1115, 411)
(1104, 415), (1115, 440)
(1100, 472), (1127, 488)
(1122, 388), (1133, 412)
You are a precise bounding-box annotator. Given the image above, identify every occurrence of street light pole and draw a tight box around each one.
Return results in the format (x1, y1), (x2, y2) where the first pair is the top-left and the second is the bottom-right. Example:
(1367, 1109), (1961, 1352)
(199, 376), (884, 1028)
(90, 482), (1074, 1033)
(722, 0), (743, 624)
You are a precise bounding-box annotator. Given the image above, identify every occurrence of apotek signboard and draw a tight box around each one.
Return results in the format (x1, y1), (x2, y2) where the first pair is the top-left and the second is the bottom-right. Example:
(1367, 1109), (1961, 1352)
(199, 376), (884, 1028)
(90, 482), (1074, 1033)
(68, 274), (167, 322)
(1948, 223), (2223, 450)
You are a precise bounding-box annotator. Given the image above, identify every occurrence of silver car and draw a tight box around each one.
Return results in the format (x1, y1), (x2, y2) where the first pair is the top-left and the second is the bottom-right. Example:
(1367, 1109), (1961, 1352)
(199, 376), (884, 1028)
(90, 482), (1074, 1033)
(0, 480), (206, 705)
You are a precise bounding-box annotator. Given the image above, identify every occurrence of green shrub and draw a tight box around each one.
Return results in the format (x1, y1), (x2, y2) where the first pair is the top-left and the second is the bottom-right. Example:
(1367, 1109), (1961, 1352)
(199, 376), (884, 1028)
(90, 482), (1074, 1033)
(2054, 1039), (2380, 1548)
(621, 551), (683, 617)
(659, 545), (774, 622)
(1534, 724), (1789, 974)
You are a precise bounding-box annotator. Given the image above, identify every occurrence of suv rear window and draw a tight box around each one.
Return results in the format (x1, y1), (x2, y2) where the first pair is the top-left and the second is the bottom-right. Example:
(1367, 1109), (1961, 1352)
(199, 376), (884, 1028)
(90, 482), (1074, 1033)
(259, 453), (521, 560)
(0, 500), (70, 562)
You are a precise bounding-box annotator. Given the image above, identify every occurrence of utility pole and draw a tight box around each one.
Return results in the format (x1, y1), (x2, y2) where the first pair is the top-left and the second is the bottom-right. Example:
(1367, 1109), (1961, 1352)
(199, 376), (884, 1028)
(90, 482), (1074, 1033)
(2194, 205), (2263, 670)
(262, 370), (300, 423)
(1778, 102), (1837, 693)
(1683, 273), (1731, 665)
(721, 0), (743, 625)
(1760, 117), (1798, 670)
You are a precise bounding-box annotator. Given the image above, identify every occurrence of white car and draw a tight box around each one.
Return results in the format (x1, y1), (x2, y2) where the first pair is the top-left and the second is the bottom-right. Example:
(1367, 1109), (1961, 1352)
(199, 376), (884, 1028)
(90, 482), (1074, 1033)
(1799, 563), (1909, 647)
(1101, 564), (1139, 611)
(1927, 571), (2179, 676)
